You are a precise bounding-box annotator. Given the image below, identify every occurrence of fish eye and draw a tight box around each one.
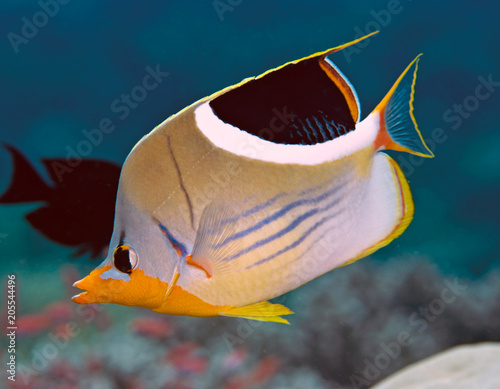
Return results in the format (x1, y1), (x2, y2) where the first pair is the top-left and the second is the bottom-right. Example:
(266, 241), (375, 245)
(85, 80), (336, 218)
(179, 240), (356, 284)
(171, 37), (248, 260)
(113, 245), (138, 274)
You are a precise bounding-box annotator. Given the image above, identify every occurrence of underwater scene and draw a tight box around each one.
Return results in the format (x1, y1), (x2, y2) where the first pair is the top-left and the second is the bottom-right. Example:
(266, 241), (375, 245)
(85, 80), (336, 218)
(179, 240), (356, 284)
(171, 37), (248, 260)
(1, 1), (499, 388)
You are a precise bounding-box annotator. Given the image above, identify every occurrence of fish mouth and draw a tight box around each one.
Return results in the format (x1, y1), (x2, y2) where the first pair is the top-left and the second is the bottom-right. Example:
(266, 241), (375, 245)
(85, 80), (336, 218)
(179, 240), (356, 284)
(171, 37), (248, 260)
(71, 266), (174, 309)
(70, 266), (113, 305)
(72, 278), (90, 304)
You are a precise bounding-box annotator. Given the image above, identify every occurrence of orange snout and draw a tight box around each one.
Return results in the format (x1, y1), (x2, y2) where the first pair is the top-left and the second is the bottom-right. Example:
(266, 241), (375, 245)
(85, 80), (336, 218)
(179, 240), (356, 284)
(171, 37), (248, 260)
(72, 266), (121, 305)
(72, 266), (170, 309)
(72, 265), (228, 318)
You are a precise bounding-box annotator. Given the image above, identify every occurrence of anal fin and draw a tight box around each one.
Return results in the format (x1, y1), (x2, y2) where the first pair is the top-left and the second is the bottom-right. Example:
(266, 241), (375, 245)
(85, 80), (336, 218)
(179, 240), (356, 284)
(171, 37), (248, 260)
(219, 301), (294, 324)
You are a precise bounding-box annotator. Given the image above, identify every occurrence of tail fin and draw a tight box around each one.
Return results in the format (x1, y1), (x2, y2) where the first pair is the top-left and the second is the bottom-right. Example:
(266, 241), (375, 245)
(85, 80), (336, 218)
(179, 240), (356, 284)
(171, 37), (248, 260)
(373, 55), (434, 157)
(0, 144), (52, 203)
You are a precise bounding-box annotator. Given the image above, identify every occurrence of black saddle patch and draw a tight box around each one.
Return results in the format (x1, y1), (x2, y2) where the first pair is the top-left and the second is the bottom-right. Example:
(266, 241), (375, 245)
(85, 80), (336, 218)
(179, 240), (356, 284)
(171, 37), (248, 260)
(209, 56), (356, 145)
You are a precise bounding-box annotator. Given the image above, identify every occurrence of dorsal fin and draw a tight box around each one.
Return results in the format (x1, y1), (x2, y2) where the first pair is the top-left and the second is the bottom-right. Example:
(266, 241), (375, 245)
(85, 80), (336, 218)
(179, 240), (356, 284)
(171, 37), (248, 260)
(316, 30), (379, 123)
(209, 31), (377, 145)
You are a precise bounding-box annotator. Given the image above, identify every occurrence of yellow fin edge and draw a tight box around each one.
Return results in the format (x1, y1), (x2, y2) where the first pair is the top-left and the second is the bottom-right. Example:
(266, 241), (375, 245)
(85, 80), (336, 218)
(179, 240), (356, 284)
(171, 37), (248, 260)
(255, 30), (379, 82)
(198, 31), (380, 115)
(374, 55), (434, 158)
(219, 301), (294, 324)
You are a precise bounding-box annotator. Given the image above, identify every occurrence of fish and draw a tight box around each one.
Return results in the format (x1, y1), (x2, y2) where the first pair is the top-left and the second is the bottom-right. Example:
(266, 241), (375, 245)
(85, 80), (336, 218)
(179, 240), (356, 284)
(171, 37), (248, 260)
(72, 31), (433, 324)
(0, 145), (121, 258)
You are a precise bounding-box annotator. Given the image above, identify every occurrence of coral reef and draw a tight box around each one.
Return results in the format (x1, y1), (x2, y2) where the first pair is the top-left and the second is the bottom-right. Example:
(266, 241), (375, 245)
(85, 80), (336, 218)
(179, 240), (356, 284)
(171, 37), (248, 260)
(2, 256), (500, 388)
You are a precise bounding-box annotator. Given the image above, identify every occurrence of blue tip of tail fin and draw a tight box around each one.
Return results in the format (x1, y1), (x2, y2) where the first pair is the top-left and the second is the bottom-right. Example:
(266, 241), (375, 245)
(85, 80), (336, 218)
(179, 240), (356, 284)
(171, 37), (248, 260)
(374, 55), (434, 158)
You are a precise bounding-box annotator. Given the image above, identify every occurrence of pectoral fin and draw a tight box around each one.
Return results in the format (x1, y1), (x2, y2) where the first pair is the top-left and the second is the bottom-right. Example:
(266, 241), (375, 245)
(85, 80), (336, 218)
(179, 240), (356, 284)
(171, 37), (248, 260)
(188, 202), (242, 277)
(219, 301), (294, 324)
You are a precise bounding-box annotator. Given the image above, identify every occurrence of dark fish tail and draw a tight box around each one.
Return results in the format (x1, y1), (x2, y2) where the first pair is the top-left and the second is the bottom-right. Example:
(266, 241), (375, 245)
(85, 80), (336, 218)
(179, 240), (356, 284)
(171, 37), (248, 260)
(0, 144), (52, 204)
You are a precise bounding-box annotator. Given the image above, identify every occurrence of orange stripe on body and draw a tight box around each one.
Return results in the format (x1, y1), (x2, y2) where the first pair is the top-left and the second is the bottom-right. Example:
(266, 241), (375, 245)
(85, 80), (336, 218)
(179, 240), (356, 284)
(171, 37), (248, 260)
(186, 255), (212, 278)
(319, 60), (359, 123)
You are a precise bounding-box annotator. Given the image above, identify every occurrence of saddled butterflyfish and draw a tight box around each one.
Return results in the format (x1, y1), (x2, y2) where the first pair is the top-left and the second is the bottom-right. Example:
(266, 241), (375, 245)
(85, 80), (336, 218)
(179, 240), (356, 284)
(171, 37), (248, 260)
(72, 32), (433, 324)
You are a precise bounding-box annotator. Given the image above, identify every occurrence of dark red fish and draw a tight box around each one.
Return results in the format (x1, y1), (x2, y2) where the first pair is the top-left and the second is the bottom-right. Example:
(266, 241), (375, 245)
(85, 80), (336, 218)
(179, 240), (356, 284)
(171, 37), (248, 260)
(0, 145), (120, 258)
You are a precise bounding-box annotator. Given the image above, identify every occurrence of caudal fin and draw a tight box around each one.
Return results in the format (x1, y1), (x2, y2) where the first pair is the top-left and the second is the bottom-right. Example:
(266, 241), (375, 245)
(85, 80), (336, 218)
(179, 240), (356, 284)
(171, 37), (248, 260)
(0, 144), (52, 203)
(373, 55), (434, 158)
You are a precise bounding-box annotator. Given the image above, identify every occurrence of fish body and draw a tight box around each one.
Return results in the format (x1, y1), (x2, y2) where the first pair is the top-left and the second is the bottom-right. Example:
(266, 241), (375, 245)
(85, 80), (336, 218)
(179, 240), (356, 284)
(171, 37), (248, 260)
(0, 145), (120, 258)
(73, 32), (433, 323)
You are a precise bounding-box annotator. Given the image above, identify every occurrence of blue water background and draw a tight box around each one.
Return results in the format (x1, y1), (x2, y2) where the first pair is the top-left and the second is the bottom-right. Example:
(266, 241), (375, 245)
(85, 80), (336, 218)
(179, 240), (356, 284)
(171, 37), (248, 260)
(0, 1), (499, 388)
